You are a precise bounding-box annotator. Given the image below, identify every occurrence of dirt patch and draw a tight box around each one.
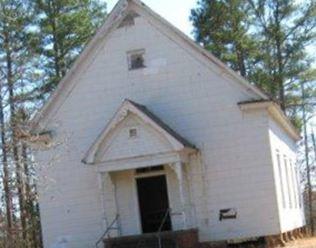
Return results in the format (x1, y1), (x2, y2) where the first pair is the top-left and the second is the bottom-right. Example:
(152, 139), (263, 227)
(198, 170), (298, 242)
(285, 237), (316, 248)
(199, 237), (316, 248)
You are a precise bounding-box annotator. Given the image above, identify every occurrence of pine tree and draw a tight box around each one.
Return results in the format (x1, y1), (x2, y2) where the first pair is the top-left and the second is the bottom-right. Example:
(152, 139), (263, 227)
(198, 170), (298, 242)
(191, 0), (316, 128)
(0, 0), (38, 245)
(0, 67), (12, 240)
(248, 0), (316, 114)
(190, 0), (259, 77)
(34, 0), (107, 96)
(0, 0), (108, 246)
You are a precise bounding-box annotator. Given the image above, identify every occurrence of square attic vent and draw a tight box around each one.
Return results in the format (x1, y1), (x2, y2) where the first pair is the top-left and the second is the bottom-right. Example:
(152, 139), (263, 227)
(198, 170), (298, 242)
(127, 50), (145, 70)
(129, 128), (138, 138)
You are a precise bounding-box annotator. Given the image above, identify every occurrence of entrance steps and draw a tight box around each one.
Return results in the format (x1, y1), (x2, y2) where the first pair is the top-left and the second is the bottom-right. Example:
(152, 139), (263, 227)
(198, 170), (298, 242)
(103, 230), (316, 248)
(104, 229), (198, 248)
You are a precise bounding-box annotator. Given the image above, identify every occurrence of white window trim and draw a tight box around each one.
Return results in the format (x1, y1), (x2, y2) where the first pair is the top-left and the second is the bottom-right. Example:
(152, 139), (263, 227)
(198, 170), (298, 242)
(276, 151), (286, 208)
(284, 155), (293, 209)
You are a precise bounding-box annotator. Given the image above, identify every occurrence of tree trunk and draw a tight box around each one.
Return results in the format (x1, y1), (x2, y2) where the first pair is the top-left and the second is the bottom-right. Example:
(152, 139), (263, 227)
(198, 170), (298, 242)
(22, 143), (32, 246)
(301, 82), (313, 233)
(0, 80), (13, 241)
(49, 1), (62, 81)
(4, 30), (28, 242)
(21, 136), (43, 247)
(34, 197), (44, 248)
(312, 129), (316, 163)
(276, 39), (285, 110)
(274, 2), (286, 110)
(236, 44), (247, 77)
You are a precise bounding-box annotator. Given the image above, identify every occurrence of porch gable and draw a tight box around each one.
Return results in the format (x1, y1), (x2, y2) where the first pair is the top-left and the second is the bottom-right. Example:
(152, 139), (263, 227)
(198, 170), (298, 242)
(82, 99), (196, 167)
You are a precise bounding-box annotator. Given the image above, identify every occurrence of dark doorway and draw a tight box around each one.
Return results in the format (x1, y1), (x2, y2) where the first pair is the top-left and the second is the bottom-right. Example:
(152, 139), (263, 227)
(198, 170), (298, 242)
(136, 175), (172, 233)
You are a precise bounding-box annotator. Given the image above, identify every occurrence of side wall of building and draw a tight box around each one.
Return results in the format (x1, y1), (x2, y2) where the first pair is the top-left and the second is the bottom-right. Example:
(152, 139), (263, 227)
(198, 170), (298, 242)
(268, 117), (305, 232)
(197, 110), (280, 241)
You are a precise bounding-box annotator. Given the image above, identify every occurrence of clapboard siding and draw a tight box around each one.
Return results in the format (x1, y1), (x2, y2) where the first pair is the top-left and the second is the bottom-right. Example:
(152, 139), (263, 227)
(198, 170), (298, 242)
(268, 117), (305, 232)
(34, 6), (303, 248)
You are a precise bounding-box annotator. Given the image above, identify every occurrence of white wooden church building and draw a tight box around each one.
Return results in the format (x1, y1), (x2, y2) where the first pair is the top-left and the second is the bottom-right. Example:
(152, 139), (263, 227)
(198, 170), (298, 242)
(29, 0), (306, 247)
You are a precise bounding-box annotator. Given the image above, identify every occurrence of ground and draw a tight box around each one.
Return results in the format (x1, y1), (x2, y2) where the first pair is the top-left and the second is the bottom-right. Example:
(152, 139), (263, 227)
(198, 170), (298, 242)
(227, 237), (316, 248)
(285, 237), (316, 248)
(201, 236), (316, 248)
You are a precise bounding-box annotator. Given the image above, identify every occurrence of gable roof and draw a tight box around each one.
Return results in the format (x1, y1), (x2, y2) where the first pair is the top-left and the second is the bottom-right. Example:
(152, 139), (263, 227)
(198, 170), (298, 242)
(128, 100), (196, 149)
(82, 99), (196, 164)
(30, 0), (270, 131)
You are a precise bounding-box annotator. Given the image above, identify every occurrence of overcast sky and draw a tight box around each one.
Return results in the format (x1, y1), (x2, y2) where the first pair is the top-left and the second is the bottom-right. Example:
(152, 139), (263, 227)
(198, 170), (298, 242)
(106, 0), (197, 37)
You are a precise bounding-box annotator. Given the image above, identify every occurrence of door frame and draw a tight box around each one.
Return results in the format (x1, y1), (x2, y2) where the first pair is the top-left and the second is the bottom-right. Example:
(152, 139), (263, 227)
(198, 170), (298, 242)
(133, 166), (172, 234)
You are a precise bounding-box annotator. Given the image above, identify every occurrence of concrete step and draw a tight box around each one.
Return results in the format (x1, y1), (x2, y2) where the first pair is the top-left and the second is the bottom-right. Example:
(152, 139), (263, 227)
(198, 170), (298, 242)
(106, 239), (176, 248)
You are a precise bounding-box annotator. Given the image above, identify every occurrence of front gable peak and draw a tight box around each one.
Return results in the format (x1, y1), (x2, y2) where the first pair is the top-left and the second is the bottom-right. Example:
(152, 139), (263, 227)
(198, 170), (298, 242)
(30, 0), (270, 131)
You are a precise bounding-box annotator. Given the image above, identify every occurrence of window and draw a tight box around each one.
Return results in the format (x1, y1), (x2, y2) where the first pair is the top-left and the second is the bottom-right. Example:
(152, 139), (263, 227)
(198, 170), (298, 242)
(284, 156), (293, 208)
(277, 151), (286, 208)
(127, 50), (145, 70)
(294, 161), (302, 208)
(290, 159), (298, 208)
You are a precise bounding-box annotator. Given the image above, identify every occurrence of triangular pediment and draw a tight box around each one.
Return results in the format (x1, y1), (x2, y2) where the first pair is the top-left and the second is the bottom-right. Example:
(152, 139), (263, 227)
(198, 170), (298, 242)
(83, 100), (196, 164)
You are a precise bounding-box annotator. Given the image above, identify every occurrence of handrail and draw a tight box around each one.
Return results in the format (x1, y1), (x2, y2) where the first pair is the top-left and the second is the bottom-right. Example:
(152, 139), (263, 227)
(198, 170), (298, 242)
(136, 208), (172, 248)
(156, 208), (172, 248)
(157, 208), (171, 234)
(96, 214), (119, 248)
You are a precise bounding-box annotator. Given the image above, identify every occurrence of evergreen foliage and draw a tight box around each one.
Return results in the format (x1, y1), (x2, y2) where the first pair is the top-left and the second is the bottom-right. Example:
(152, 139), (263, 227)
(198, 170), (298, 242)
(191, 0), (316, 127)
(0, 0), (107, 246)
(34, 0), (107, 96)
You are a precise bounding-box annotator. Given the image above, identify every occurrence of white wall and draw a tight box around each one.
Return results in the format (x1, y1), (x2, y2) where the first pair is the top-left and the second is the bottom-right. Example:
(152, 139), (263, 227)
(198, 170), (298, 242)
(112, 170), (141, 236)
(196, 110), (280, 241)
(268, 117), (305, 232)
(35, 7), (295, 247)
(35, 149), (104, 248)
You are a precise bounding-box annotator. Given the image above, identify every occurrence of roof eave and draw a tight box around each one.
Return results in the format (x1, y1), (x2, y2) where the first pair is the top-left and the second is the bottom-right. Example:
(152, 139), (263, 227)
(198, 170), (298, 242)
(238, 101), (301, 141)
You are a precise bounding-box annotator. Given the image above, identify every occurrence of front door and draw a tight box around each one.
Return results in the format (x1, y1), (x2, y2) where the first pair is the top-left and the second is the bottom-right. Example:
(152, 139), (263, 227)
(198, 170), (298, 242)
(136, 175), (172, 233)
